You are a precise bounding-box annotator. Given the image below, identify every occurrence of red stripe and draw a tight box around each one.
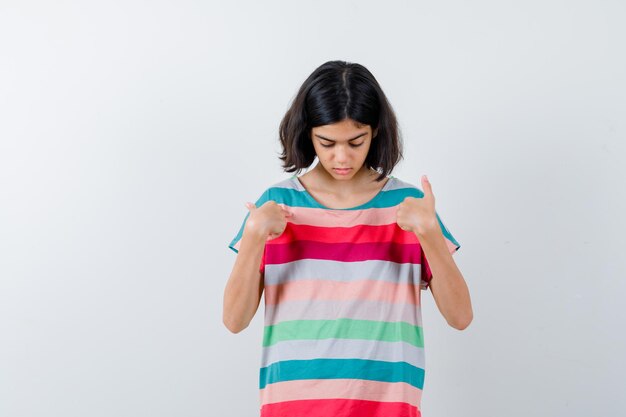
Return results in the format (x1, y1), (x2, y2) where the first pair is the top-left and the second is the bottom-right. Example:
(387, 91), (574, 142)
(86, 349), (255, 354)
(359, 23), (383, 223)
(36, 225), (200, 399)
(421, 248), (432, 282)
(268, 223), (420, 246)
(265, 240), (421, 265)
(261, 398), (420, 417)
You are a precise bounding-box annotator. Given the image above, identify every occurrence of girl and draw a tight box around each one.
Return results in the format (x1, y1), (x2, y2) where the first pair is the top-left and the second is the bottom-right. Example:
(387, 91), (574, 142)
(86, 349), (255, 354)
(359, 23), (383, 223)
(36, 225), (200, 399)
(223, 60), (472, 417)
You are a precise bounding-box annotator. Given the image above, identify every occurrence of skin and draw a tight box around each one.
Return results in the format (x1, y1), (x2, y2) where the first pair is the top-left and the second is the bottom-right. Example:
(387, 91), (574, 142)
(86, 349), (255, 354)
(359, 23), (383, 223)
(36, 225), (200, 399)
(222, 118), (473, 333)
(397, 175), (473, 330)
(300, 118), (383, 206)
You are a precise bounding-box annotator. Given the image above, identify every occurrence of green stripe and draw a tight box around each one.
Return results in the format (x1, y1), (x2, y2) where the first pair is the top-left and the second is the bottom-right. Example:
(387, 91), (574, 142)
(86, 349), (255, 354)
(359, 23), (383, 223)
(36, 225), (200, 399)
(263, 318), (424, 348)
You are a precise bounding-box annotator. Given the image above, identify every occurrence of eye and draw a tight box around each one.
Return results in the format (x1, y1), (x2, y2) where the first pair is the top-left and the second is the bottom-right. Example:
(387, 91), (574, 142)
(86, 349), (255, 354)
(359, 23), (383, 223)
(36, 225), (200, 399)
(320, 142), (364, 148)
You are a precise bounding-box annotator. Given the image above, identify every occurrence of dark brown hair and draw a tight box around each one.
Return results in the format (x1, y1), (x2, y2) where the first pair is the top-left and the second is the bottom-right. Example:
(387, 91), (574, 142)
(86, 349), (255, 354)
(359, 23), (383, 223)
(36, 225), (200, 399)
(278, 60), (404, 182)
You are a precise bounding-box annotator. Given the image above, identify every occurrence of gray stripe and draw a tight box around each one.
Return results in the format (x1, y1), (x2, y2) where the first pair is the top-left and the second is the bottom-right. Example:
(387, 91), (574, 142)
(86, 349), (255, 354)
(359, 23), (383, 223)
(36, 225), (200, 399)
(270, 177), (300, 190)
(260, 338), (425, 369)
(264, 258), (424, 286)
(386, 176), (420, 192)
(264, 298), (423, 327)
(270, 176), (417, 193)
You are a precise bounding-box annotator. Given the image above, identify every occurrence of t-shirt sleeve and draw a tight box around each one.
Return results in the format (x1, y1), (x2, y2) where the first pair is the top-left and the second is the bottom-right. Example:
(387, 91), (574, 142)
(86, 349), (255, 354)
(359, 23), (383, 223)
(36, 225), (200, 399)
(227, 188), (271, 274)
(420, 210), (461, 290)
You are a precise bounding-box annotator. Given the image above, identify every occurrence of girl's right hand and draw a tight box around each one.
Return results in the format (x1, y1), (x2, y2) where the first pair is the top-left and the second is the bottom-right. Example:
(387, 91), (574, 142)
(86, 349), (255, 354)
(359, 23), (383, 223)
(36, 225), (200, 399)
(243, 201), (293, 241)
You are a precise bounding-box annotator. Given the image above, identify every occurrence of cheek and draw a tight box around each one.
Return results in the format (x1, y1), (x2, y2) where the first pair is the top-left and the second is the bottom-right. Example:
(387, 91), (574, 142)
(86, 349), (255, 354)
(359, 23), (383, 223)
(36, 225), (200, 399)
(358, 147), (370, 159)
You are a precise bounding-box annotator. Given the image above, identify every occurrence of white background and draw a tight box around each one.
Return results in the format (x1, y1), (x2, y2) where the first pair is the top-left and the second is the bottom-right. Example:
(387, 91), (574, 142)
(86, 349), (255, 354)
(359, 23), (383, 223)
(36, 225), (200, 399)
(1, 1), (625, 416)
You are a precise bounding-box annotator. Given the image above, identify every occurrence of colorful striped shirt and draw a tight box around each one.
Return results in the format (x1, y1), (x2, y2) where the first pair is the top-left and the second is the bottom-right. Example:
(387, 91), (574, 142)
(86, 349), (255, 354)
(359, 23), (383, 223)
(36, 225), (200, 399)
(228, 174), (461, 417)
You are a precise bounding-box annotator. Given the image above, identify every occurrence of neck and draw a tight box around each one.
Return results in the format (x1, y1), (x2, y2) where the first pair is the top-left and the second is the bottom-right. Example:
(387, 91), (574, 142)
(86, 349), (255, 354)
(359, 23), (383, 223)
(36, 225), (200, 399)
(311, 164), (377, 193)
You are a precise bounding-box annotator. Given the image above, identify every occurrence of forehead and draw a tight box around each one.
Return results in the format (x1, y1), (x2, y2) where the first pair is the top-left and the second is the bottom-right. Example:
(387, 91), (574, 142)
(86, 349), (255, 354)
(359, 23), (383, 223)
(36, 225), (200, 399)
(313, 119), (371, 139)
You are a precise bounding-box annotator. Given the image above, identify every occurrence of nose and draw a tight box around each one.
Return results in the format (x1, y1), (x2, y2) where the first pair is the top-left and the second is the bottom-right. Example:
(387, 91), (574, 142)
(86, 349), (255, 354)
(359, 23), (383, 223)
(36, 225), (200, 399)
(334, 145), (349, 163)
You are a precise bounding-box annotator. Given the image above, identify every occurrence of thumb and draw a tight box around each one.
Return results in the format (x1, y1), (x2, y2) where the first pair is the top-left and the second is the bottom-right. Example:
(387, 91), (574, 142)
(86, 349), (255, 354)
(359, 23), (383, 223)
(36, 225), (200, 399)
(421, 175), (434, 200)
(278, 203), (293, 217)
(245, 202), (256, 211)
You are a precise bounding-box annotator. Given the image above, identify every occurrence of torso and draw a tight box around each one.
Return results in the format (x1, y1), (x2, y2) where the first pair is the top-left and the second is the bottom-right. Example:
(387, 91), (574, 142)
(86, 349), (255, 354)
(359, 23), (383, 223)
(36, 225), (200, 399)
(254, 174), (433, 416)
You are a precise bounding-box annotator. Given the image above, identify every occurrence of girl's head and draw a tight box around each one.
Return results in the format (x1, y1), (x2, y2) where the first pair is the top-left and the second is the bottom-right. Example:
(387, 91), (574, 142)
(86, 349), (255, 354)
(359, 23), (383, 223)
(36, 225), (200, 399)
(278, 60), (403, 182)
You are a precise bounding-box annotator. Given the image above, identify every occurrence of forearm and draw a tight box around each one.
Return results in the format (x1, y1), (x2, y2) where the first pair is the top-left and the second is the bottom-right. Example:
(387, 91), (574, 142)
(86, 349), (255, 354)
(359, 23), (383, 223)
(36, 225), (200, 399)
(417, 226), (473, 330)
(223, 228), (266, 333)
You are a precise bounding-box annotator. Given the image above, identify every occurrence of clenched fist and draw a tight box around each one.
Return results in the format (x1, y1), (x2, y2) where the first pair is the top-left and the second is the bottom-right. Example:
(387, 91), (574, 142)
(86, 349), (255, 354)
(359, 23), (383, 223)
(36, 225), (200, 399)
(243, 200), (293, 241)
(396, 175), (439, 235)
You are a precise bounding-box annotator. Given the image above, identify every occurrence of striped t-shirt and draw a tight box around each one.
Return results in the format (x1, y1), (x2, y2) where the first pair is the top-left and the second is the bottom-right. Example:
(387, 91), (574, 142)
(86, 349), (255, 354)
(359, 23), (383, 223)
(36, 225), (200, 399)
(228, 174), (461, 417)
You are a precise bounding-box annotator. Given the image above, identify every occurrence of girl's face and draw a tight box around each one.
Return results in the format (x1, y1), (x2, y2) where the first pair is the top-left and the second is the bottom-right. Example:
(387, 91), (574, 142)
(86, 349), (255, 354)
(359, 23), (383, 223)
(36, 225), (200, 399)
(310, 118), (378, 181)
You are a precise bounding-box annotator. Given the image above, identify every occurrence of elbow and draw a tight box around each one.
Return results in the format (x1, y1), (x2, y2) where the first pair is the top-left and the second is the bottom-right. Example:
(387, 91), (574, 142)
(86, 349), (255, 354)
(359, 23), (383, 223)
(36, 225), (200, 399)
(223, 322), (240, 334)
(448, 311), (473, 331)
(223, 315), (248, 334)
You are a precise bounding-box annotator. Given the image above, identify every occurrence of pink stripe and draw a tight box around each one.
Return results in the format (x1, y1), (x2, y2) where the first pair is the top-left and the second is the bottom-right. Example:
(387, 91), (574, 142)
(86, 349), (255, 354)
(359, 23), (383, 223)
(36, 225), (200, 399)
(264, 278), (421, 306)
(286, 205), (398, 227)
(260, 378), (422, 408)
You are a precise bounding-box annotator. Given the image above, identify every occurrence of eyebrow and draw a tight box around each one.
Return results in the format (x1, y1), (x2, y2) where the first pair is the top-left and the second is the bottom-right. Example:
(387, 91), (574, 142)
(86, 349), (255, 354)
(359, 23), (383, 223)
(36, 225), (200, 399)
(314, 133), (367, 142)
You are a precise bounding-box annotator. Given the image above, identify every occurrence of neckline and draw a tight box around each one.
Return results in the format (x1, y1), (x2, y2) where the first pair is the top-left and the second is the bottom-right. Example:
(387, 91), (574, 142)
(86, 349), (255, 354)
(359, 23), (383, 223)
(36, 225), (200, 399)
(291, 174), (394, 211)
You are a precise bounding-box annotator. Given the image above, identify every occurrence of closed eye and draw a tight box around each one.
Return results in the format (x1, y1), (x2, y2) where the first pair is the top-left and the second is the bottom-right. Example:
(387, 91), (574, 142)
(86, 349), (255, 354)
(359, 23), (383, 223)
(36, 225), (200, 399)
(321, 143), (364, 148)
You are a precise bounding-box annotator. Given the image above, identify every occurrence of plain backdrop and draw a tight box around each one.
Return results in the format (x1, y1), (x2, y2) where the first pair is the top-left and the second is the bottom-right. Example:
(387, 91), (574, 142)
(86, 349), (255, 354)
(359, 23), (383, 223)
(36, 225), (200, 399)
(1, 1), (625, 416)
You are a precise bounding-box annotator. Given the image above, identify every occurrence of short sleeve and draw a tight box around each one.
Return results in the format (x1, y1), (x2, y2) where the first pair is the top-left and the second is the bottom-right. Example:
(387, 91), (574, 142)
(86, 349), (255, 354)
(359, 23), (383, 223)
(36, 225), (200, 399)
(227, 188), (271, 274)
(420, 210), (461, 290)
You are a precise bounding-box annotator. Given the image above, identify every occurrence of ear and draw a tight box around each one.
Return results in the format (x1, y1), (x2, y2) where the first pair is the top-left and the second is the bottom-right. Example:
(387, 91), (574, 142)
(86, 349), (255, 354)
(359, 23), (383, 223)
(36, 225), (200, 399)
(373, 127), (379, 138)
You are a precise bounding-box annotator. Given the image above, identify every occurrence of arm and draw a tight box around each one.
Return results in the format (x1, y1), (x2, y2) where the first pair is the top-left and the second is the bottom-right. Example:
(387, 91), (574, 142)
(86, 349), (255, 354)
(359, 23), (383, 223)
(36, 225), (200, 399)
(222, 226), (266, 334)
(417, 225), (473, 330)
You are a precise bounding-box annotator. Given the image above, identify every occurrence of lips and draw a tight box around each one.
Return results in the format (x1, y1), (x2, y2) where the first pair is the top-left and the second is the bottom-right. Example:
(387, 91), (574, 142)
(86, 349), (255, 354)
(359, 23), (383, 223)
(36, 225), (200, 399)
(333, 168), (352, 175)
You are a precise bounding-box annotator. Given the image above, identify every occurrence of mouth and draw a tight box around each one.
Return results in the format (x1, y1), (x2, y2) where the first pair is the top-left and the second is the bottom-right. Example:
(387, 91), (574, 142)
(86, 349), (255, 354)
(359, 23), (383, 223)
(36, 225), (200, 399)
(333, 168), (352, 175)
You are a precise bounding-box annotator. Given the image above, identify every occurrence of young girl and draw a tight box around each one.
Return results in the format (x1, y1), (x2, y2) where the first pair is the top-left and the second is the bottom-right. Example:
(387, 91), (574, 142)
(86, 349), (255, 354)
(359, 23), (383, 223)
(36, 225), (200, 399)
(223, 60), (472, 417)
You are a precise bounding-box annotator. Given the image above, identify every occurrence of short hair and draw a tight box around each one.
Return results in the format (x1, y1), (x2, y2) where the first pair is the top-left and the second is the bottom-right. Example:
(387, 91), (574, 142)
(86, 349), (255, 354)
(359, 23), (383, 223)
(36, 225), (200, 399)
(278, 60), (404, 182)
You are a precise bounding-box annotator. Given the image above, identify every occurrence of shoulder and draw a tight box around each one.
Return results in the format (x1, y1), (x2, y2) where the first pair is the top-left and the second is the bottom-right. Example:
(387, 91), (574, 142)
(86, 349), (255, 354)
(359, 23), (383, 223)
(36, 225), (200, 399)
(253, 176), (300, 204)
(268, 176), (299, 191)
(387, 176), (426, 198)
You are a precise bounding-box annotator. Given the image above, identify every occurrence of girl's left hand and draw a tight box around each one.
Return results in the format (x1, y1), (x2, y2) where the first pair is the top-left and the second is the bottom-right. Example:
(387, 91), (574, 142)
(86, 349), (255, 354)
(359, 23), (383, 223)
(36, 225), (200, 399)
(396, 175), (439, 235)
